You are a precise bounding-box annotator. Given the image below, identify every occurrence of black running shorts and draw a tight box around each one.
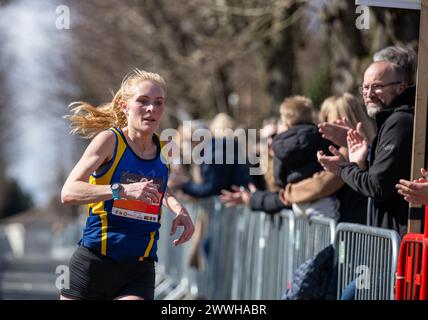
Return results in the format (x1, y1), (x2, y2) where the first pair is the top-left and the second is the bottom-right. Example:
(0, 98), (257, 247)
(60, 245), (155, 300)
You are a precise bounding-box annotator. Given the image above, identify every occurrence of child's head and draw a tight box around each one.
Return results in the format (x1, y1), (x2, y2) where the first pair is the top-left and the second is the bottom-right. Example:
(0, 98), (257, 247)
(279, 95), (314, 129)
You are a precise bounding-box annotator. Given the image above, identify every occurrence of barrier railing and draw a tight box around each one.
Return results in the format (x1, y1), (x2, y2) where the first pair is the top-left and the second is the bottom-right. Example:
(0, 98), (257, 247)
(156, 197), (337, 300)
(291, 214), (336, 281)
(231, 208), (295, 299)
(334, 223), (401, 300)
(157, 199), (402, 300)
(156, 198), (207, 299)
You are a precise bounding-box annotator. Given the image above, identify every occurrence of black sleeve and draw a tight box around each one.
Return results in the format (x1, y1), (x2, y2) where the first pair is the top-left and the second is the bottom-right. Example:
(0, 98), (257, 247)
(249, 190), (288, 214)
(181, 164), (228, 197)
(249, 170), (266, 190)
(273, 156), (286, 188)
(340, 113), (413, 203)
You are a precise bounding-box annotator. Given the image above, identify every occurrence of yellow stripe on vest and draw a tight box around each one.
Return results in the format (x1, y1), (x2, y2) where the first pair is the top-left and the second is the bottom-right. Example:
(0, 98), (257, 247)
(88, 128), (127, 255)
(139, 231), (156, 261)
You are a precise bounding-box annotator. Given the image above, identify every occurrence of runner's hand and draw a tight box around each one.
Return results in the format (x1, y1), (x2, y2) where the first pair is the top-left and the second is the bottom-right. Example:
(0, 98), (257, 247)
(170, 207), (195, 246)
(122, 180), (160, 204)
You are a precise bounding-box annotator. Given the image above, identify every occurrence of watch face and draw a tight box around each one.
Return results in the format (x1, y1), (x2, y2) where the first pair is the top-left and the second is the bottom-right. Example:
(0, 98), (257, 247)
(111, 183), (120, 191)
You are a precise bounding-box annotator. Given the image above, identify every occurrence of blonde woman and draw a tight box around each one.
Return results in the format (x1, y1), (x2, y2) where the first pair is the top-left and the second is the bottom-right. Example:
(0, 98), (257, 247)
(60, 69), (194, 300)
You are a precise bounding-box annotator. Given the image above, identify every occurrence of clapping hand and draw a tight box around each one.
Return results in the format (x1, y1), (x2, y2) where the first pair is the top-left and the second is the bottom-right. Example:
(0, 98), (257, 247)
(396, 168), (428, 205)
(347, 122), (369, 169)
(317, 146), (348, 175)
(318, 117), (354, 147)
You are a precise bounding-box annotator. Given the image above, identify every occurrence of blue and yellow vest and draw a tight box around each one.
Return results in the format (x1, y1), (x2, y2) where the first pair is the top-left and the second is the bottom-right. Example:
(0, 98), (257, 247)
(79, 127), (169, 262)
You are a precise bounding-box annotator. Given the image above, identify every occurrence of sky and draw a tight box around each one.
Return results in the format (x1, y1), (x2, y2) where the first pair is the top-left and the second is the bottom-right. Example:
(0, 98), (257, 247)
(0, 0), (78, 206)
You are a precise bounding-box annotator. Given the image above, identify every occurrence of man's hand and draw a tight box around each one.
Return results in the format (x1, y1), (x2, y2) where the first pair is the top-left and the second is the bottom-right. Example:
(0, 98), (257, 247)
(170, 207), (195, 246)
(347, 122), (369, 169)
(278, 188), (291, 206)
(317, 145), (349, 175)
(318, 117), (354, 147)
(396, 168), (428, 205)
(421, 168), (428, 180)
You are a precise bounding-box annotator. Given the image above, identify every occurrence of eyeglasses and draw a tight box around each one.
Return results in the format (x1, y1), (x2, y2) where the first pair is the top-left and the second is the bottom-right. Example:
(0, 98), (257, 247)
(359, 81), (401, 95)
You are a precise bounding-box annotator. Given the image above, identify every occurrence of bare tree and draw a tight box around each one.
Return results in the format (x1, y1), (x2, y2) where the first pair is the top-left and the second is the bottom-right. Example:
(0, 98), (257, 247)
(68, 0), (420, 129)
(322, 1), (419, 94)
(69, 0), (307, 128)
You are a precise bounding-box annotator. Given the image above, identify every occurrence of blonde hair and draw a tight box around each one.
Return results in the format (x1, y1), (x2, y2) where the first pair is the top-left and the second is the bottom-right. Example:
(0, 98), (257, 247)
(264, 156), (278, 192)
(64, 69), (166, 138)
(209, 112), (235, 138)
(279, 95), (314, 128)
(259, 117), (279, 192)
(319, 93), (376, 143)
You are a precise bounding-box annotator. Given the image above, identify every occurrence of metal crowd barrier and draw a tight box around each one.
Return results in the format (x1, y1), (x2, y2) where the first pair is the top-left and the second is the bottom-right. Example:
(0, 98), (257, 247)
(155, 198), (206, 299)
(291, 214), (337, 282)
(334, 223), (401, 300)
(156, 197), (337, 300)
(231, 209), (295, 299)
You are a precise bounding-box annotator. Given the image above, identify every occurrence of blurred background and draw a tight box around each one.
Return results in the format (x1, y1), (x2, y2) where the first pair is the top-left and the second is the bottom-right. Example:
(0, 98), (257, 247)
(0, 0), (420, 299)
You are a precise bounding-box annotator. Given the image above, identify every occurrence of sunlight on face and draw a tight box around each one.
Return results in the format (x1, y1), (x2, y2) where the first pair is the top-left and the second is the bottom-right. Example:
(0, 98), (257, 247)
(125, 80), (166, 132)
(362, 63), (403, 118)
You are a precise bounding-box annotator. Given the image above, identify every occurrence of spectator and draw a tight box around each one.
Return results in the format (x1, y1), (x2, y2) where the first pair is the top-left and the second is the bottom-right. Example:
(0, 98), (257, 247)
(396, 168), (428, 205)
(167, 120), (206, 195)
(273, 96), (338, 219)
(281, 93), (376, 224)
(178, 113), (250, 197)
(319, 46), (416, 148)
(318, 61), (414, 236)
(220, 118), (289, 214)
(374, 46), (417, 86)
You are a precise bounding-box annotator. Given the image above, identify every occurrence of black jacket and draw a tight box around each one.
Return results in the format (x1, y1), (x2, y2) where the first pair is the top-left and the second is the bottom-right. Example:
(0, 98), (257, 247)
(272, 123), (331, 187)
(336, 185), (368, 224)
(283, 245), (335, 300)
(249, 190), (289, 214)
(340, 87), (415, 236)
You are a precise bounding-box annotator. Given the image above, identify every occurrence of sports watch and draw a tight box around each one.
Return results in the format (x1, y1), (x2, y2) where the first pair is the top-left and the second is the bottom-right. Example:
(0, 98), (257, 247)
(110, 183), (122, 200)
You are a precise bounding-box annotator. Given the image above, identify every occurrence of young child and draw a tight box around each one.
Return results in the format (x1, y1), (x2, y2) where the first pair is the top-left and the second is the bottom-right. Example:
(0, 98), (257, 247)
(272, 96), (339, 220)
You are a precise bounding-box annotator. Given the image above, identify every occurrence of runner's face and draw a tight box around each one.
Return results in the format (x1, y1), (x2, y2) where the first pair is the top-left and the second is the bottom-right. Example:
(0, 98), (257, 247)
(124, 80), (165, 132)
